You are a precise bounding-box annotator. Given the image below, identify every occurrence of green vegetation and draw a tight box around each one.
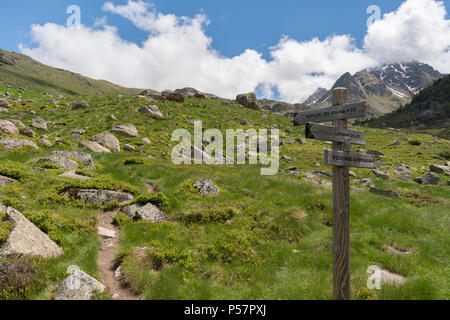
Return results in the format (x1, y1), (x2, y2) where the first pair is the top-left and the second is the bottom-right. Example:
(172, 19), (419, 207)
(0, 85), (449, 300)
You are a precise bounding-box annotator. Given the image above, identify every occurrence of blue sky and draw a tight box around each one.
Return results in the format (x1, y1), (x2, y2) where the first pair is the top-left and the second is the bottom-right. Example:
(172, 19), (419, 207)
(1, 0), (449, 102)
(1, 0), (411, 57)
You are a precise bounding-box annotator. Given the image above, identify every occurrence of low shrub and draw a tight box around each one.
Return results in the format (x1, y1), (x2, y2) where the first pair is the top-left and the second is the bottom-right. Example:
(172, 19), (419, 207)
(123, 158), (144, 165)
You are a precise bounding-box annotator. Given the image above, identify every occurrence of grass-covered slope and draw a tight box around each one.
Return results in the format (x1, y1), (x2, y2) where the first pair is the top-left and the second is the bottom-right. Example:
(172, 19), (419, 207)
(0, 49), (140, 96)
(0, 88), (449, 300)
(367, 75), (450, 139)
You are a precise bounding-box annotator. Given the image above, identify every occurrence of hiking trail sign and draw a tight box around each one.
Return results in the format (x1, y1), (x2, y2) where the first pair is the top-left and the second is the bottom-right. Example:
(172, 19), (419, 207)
(294, 88), (375, 300)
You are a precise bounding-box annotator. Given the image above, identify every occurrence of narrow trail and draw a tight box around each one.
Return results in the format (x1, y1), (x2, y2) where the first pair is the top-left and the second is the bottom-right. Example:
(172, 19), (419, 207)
(97, 210), (140, 300)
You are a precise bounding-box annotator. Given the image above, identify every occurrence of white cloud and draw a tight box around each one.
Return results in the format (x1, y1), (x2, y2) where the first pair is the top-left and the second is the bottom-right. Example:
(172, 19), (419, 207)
(364, 0), (450, 73)
(20, 0), (450, 103)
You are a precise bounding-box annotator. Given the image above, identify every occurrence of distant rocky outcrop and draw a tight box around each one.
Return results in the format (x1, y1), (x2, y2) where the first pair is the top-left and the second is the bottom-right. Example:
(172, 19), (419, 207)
(236, 93), (259, 110)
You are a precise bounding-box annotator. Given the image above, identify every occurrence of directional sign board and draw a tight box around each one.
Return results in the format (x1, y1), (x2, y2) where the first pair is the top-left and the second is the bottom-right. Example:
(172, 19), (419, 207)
(305, 123), (366, 145)
(294, 101), (367, 126)
(324, 149), (376, 169)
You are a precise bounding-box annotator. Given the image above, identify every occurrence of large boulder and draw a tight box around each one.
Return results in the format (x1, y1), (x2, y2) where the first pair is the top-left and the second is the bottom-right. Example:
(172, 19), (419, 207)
(111, 124), (139, 138)
(193, 178), (219, 196)
(56, 269), (105, 300)
(161, 90), (185, 103)
(0, 175), (17, 187)
(0, 99), (10, 108)
(415, 172), (441, 185)
(138, 105), (163, 118)
(37, 156), (79, 170)
(91, 132), (121, 152)
(79, 141), (111, 153)
(139, 90), (166, 101)
(31, 117), (48, 131)
(22, 127), (36, 138)
(122, 203), (168, 222)
(0, 120), (19, 135)
(236, 93), (259, 110)
(372, 169), (389, 179)
(50, 151), (96, 169)
(64, 189), (133, 204)
(0, 204), (63, 258)
(0, 138), (38, 150)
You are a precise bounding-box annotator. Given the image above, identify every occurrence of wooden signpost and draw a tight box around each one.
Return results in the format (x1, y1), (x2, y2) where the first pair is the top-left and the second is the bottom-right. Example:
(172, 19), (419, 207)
(294, 88), (376, 300)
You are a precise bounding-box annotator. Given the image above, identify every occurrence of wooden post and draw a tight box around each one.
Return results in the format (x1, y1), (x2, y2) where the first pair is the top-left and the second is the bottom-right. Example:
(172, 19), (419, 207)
(331, 88), (351, 300)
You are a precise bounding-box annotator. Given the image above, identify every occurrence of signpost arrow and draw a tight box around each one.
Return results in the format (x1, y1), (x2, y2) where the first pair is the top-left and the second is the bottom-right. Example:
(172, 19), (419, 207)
(293, 101), (367, 126)
(324, 150), (376, 169)
(306, 123), (366, 145)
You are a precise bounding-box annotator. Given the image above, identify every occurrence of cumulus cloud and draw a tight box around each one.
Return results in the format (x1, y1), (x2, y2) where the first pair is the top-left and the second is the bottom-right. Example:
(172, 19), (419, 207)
(20, 0), (450, 103)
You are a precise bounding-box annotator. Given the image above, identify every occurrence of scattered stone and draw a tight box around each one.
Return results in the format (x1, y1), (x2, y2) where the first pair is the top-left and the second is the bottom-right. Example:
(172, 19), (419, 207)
(56, 269), (105, 300)
(161, 90), (184, 103)
(376, 269), (406, 286)
(65, 189), (133, 204)
(140, 90), (166, 101)
(0, 98), (10, 108)
(0, 204), (63, 258)
(37, 156), (79, 170)
(9, 120), (25, 129)
(138, 105), (163, 118)
(0, 107), (8, 112)
(295, 138), (307, 145)
(367, 150), (385, 158)
(193, 178), (219, 196)
(370, 187), (400, 198)
(97, 226), (116, 238)
(114, 265), (122, 278)
(79, 140), (111, 153)
(122, 203), (168, 222)
(38, 138), (52, 148)
(236, 118), (248, 125)
(0, 175), (17, 187)
(372, 169), (389, 179)
(123, 144), (136, 151)
(91, 132), (121, 152)
(311, 170), (332, 178)
(415, 172), (441, 185)
(72, 101), (89, 110)
(261, 114), (268, 119)
(111, 124), (138, 138)
(430, 164), (449, 174)
(236, 93), (259, 110)
(0, 138), (38, 150)
(21, 127), (36, 138)
(353, 178), (374, 188)
(0, 120), (19, 134)
(349, 171), (356, 177)
(71, 128), (86, 135)
(142, 138), (151, 145)
(281, 155), (292, 161)
(108, 114), (117, 121)
(389, 140), (400, 146)
(31, 117), (48, 131)
(393, 164), (412, 181)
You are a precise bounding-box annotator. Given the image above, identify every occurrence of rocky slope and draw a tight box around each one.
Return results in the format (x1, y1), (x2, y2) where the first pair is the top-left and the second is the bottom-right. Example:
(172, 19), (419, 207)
(304, 62), (444, 116)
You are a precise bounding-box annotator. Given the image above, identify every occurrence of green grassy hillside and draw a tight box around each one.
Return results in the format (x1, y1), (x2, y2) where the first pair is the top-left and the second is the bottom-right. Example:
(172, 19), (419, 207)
(0, 49), (140, 96)
(0, 87), (449, 300)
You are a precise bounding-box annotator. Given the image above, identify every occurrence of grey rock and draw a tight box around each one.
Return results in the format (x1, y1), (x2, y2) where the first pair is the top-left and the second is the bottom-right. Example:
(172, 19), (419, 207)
(31, 117), (48, 131)
(37, 156), (79, 170)
(139, 105), (163, 118)
(161, 90), (184, 103)
(415, 172), (441, 185)
(370, 187), (400, 198)
(38, 138), (52, 148)
(430, 164), (449, 174)
(97, 226), (116, 238)
(0, 175), (17, 187)
(59, 170), (91, 180)
(9, 120), (25, 129)
(65, 189), (133, 204)
(295, 138), (307, 145)
(56, 269), (105, 300)
(72, 101), (89, 110)
(0, 107), (8, 112)
(372, 169), (389, 179)
(0, 138), (38, 150)
(193, 178), (219, 196)
(0, 99), (10, 108)
(367, 150), (385, 158)
(353, 178), (374, 188)
(50, 151), (96, 169)
(91, 132), (121, 152)
(111, 124), (138, 138)
(0, 204), (63, 258)
(0, 120), (19, 134)
(122, 203), (168, 222)
(142, 138), (151, 145)
(79, 140), (111, 153)
(22, 127), (36, 138)
(123, 144), (136, 151)
(389, 140), (400, 146)
(236, 93), (259, 110)
(71, 128), (86, 135)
